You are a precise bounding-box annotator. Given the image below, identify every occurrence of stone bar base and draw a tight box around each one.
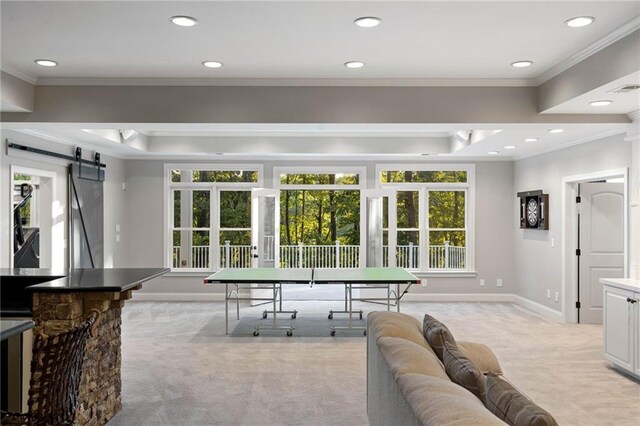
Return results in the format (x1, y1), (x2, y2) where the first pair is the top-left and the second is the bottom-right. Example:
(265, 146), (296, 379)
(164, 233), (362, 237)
(31, 286), (139, 426)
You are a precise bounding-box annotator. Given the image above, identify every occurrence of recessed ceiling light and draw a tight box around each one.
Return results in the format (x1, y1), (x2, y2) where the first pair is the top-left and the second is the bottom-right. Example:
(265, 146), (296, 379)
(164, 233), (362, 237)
(589, 100), (612, 107)
(354, 17), (382, 28)
(488, 151), (500, 155)
(524, 138), (538, 142)
(565, 16), (595, 28)
(34, 59), (58, 67)
(202, 61), (223, 68)
(344, 61), (365, 69)
(549, 129), (564, 134)
(511, 60), (533, 68)
(170, 16), (198, 27)
(504, 145), (517, 149)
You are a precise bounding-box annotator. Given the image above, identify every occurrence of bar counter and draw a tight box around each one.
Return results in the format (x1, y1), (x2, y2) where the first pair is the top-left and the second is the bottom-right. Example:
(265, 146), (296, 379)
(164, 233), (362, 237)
(0, 268), (168, 425)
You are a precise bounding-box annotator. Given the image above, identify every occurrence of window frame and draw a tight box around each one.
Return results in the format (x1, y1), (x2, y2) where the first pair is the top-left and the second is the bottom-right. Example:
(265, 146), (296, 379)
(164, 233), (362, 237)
(274, 166), (367, 268)
(376, 164), (475, 273)
(164, 163), (263, 272)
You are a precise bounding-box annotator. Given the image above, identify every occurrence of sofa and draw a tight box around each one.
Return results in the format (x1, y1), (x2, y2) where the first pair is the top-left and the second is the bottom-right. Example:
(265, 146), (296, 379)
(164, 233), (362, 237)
(366, 311), (557, 426)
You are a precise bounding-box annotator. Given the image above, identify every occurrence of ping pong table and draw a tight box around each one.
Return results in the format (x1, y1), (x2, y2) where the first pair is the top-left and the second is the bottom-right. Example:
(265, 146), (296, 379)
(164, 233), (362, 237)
(204, 267), (419, 336)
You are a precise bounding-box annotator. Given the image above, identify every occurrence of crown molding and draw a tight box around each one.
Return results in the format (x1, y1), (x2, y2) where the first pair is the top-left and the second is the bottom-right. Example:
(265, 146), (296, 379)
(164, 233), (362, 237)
(34, 77), (535, 87)
(1, 66), (37, 85)
(534, 15), (640, 86)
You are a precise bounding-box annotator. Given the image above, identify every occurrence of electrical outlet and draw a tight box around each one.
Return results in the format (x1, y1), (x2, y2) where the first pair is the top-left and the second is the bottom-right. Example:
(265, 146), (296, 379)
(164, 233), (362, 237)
(480, 279), (485, 287)
(122, 182), (127, 191)
(546, 289), (551, 299)
(115, 224), (121, 233)
(555, 292), (559, 302)
(115, 234), (120, 243)
(420, 279), (428, 288)
(496, 278), (503, 288)
(551, 238), (555, 248)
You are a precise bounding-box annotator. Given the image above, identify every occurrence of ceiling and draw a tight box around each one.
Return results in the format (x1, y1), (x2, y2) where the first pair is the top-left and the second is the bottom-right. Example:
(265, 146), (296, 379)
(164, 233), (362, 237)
(2, 1), (639, 83)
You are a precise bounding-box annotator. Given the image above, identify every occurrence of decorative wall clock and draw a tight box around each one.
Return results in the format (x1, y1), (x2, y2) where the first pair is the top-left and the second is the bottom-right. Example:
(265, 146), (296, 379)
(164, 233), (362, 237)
(517, 190), (549, 230)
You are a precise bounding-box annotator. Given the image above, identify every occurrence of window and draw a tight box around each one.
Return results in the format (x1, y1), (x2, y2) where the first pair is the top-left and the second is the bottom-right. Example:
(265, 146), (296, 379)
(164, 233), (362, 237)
(378, 165), (474, 272)
(276, 168), (365, 268)
(166, 165), (261, 271)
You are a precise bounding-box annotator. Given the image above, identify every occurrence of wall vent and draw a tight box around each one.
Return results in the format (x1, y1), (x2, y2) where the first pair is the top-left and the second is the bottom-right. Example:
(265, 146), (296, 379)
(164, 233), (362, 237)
(608, 84), (640, 94)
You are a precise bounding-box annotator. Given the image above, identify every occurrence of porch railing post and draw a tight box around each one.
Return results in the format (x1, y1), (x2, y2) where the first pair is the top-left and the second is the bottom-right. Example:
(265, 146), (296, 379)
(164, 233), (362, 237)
(225, 241), (231, 268)
(298, 242), (303, 268)
(444, 241), (450, 269)
(408, 242), (414, 269)
(336, 240), (340, 268)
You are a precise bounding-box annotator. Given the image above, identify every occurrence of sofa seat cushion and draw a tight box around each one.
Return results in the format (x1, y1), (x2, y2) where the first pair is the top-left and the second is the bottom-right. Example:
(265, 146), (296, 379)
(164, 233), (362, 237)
(397, 374), (506, 426)
(443, 341), (487, 402)
(423, 314), (458, 360)
(457, 341), (503, 375)
(485, 373), (558, 426)
(378, 336), (449, 381)
(369, 312), (430, 350)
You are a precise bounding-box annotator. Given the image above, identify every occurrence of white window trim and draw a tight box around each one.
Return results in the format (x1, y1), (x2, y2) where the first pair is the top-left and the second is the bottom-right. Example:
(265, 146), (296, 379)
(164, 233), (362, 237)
(274, 166), (367, 268)
(164, 163), (263, 272)
(375, 164), (476, 273)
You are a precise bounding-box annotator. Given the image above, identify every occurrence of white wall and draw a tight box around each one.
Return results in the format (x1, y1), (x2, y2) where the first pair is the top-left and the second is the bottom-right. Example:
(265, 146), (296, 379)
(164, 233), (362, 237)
(513, 134), (632, 313)
(0, 130), (126, 268)
(123, 158), (515, 297)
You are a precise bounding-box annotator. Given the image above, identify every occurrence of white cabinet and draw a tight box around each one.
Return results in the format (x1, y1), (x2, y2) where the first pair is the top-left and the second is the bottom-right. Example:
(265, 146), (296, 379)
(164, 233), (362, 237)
(601, 278), (640, 379)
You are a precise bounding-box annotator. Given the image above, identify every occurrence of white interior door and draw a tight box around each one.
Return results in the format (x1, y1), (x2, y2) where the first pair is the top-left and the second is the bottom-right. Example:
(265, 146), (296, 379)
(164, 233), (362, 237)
(579, 182), (625, 324)
(251, 189), (278, 300)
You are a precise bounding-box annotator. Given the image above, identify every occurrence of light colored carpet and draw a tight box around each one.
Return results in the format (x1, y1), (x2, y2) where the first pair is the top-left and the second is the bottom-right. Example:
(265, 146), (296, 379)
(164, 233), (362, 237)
(109, 301), (640, 426)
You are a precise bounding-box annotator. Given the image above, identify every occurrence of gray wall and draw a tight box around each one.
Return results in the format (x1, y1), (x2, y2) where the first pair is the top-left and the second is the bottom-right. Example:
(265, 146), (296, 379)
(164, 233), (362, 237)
(513, 134), (631, 312)
(123, 158), (515, 296)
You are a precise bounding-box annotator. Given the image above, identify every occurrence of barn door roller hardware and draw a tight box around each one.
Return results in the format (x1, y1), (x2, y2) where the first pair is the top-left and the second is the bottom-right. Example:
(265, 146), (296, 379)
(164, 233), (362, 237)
(7, 140), (106, 181)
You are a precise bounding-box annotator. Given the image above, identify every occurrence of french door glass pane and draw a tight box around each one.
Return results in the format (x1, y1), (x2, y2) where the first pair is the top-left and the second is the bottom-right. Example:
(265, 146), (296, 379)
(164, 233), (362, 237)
(192, 191), (210, 228)
(397, 191), (419, 269)
(220, 191), (251, 228)
(429, 191), (465, 228)
(173, 190), (181, 227)
(429, 231), (465, 269)
(172, 230), (210, 269)
(219, 230), (252, 268)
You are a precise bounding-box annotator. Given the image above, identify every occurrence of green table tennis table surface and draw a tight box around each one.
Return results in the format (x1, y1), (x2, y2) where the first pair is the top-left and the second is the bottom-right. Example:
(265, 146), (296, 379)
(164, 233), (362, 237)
(205, 267), (418, 284)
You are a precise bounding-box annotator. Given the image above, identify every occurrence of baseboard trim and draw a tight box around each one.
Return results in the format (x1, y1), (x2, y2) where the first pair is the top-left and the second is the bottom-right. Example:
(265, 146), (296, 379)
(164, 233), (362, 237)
(130, 292), (564, 322)
(510, 295), (564, 323)
(402, 293), (514, 303)
(131, 292), (226, 302)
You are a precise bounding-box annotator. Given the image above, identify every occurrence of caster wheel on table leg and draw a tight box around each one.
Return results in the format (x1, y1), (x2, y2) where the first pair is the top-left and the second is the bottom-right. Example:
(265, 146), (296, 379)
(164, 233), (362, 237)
(363, 330), (367, 336)
(359, 312), (363, 320)
(253, 330), (260, 337)
(291, 313), (297, 319)
(330, 330), (336, 337)
(286, 330), (293, 337)
(262, 312), (267, 319)
(328, 313), (333, 320)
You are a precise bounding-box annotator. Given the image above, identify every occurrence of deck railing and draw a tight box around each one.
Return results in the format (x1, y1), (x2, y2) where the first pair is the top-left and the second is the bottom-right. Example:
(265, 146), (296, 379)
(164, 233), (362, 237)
(173, 241), (465, 270)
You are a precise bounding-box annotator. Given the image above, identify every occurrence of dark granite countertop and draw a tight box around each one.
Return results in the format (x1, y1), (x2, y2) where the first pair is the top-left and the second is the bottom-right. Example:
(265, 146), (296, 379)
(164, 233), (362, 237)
(0, 268), (169, 293)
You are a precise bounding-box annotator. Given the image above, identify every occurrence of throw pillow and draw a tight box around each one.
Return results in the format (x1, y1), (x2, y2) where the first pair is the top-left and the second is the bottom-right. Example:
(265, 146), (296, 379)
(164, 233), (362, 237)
(442, 341), (487, 402)
(485, 373), (558, 426)
(423, 314), (457, 360)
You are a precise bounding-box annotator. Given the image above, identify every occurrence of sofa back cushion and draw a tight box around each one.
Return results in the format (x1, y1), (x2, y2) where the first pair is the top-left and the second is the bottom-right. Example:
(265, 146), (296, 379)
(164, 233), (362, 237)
(442, 341), (487, 402)
(397, 374), (506, 425)
(378, 336), (450, 381)
(423, 314), (457, 360)
(485, 373), (558, 426)
(369, 311), (431, 350)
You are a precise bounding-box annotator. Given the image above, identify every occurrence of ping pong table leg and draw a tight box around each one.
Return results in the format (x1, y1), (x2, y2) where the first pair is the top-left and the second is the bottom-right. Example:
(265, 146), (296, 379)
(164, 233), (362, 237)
(225, 283), (229, 335)
(397, 283), (401, 312)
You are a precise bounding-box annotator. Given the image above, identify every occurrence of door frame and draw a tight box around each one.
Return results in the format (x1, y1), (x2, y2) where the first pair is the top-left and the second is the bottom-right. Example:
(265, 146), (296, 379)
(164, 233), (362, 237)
(9, 166), (61, 269)
(561, 168), (628, 323)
